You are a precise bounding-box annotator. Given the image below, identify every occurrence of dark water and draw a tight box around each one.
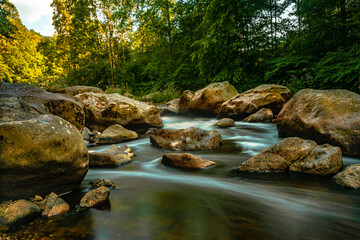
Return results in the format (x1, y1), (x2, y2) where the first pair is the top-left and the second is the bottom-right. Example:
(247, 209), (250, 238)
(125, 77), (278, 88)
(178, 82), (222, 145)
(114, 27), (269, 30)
(6, 115), (360, 239)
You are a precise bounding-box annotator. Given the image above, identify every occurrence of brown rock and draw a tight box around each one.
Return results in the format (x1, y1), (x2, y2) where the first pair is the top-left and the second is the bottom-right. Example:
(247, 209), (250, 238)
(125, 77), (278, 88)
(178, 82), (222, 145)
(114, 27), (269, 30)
(80, 186), (110, 208)
(289, 144), (343, 175)
(243, 108), (273, 123)
(0, 115), (89, 200)
(0, 200), (41, 232)
(218, 84), (291, 119)
(90, 178), (115, 189)
(89, 145), (133, 167)
(0, 82), (85, 130)
(179, 81), (239, 115)
(215, 118), (236, 128)
(147, 127), (222, 150)
(162, 153), (216, 169)
(333, 164), (360, 189)
(237, 137), (317, 172)
(41, 192), (70, 219)
(50, 86), (103, 96)
(277, 89), (360, 157)
(163, 98), (180, 114)
(95, 124), (138, 144)
(74, 92), (163, 131)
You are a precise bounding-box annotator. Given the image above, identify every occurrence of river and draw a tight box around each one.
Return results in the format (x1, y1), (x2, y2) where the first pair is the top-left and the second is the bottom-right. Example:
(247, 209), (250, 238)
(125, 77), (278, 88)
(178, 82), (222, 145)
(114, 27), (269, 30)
(6, 114), (360, 239)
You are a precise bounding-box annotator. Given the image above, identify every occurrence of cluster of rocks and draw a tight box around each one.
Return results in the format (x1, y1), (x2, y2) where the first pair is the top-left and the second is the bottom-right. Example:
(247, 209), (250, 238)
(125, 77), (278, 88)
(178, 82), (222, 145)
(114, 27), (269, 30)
(0, 179), (112, 232)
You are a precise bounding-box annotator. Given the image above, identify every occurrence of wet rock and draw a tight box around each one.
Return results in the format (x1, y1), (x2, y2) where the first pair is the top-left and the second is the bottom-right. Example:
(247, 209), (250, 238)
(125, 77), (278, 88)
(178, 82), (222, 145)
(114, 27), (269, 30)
(90, 178), (115, 189)
(237, 137), (317, 172)
(243, 108), (273, 123)
(50, 86), (103, 96)
(179, 81), (238, 115)
(95, 124), (138, 144)
(163, 98), (180, 115)
(289, 144), (343, 175)
(40, 192), (70, 219)
(74, 92), (163, 131)
(0, 115), (89, 200)
(162, 153), (216, 169)
(218, 84), (291, 119)
(0, 82), (85, 130)
(333, 164), (360, 189)
(277, 89), (360, 157)
(147, 127), (222, 150)
(82, 127), (92, 140)
(215, 118), (235, 128)
(89, 145), (133, 167)
(0, 200), (41, 232)
(79, 186), (110, 208)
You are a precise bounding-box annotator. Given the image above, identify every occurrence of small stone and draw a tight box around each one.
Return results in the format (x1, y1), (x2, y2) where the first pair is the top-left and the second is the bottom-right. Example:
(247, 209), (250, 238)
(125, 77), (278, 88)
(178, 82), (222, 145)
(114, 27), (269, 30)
(41, 192), (70, 219)
(162, 153), (216, 169)
(95, 124), (138, 144)
(0, 200), (41, 232)
(215, 118), (235, 128)
(333, 164), (360, 189)
(243, 108), (273, 123)
(90, 178), (115, 189)
(89, 145), (133, 167)
(80, 187), (110, 208)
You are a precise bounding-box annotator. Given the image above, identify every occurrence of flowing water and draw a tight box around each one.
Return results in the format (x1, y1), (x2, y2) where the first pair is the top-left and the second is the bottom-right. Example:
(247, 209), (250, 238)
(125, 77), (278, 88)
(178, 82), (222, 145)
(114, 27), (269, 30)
(5, 115), (360, 239)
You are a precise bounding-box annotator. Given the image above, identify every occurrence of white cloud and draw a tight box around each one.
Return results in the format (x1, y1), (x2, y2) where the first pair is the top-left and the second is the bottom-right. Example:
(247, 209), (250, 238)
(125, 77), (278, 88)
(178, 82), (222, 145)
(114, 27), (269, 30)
(12, 0), (54, 36)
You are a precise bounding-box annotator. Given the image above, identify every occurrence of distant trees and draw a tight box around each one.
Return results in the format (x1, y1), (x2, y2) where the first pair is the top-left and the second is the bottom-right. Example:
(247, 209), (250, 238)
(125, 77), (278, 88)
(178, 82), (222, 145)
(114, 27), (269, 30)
(0, 0), (359, 93)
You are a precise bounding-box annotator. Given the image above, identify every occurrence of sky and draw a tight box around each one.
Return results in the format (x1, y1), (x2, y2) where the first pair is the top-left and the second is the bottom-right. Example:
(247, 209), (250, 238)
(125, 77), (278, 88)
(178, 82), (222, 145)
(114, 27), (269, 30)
(12, 0), (55, 36)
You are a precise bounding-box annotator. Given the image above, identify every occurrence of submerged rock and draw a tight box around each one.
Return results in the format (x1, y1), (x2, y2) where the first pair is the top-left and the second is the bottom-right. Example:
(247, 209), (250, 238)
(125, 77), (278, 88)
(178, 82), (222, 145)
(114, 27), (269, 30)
(90, 178), (115, 189)
(74, 92), (163, 131)
(0, 115), (89, 200)
(89, 145), (133, 167)
(333, 164), (360, 189)
(0, 82), (85, 130)
(50, 86), (103, 96)
(237, 137), (317, 172)
(0, 200), (41, 232)
(95, 124), (138, 144)
(162, 153), (216, 169)
(80, 186), (110, 208)
(277, 89), (360, 157)
(289, 144), (343, 175)
(215, 118), (236, 128)
(179, 81), (238, 115)
(218, 84), (291, 119)
(147, 127), (222, 150)
(40, 192), (70, 219)
(243, 108), (273, 123)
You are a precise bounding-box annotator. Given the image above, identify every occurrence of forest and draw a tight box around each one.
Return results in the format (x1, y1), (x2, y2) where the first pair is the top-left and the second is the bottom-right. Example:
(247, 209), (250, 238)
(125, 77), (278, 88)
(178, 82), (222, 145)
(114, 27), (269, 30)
(1, 0), (359, 99)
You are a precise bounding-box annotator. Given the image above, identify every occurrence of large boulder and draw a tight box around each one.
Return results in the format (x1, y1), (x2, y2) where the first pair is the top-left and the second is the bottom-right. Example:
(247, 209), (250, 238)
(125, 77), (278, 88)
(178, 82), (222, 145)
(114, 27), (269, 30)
(74, 92), (163, 131)
(147, 127), (222, 150)
(80, 186), (110, 208)
(276, 89), (360, 157)
(179, 81), (239, 115)
(0, 114), (89, 200)
(289, 144), (342, 175)
(0, 200), (41, 232)
(243, 108), (274, 123)
(0, 82), (85, 130)
(237, 137), (317, 172)
(95, 124), (138, 144)
(218, 84), (291, 119)
(162, 153), (216, 170)
(50, 86), (103, 96)
(333, 164), (360, 189)
(89, 145), (133, 167)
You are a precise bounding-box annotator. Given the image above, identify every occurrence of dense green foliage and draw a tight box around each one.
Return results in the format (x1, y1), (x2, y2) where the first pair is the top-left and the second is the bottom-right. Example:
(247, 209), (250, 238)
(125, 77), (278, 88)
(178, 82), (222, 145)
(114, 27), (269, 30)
(0, 0), (359, 96)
